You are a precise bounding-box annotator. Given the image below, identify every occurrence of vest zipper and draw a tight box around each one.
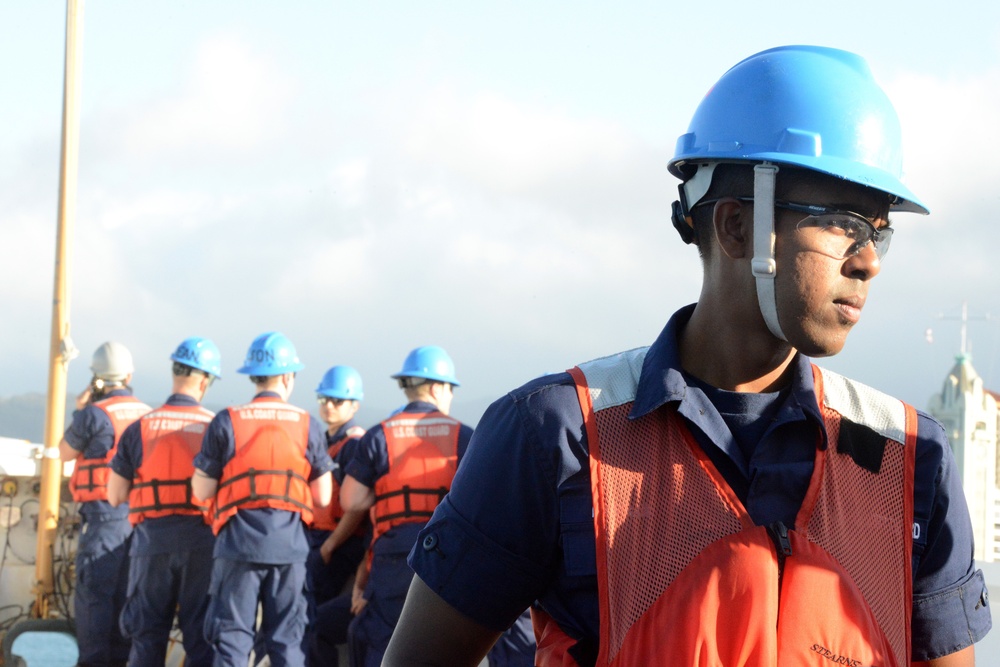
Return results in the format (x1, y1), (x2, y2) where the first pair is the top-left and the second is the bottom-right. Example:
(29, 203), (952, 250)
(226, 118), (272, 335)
(766, 521), (792, 619)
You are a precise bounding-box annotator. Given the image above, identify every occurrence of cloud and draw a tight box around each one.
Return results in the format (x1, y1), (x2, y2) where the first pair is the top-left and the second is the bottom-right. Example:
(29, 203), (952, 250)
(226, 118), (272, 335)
(888, 66), (1000, 216)
(117, 34), (295, 161)
(404, 87), (632, 192)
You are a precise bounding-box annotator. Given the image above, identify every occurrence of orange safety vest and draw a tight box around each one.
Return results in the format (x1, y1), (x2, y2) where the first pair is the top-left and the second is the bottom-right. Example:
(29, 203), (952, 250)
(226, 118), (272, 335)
(70, 395), (152, 503)
(371, 411), (459, 544)
(211, 396), (314, 535)
(534, 349), (916, 667)
(312, 425), (367, 532)
(128, 403), (215, 526)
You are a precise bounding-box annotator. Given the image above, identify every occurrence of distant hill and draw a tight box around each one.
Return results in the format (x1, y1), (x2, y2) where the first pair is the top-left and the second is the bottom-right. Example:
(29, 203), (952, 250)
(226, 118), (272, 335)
(0, 393), (67, 443)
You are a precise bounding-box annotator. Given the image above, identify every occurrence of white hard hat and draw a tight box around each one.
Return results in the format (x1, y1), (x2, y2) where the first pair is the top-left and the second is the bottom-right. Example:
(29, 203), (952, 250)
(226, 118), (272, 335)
(90, 341), (134, 381)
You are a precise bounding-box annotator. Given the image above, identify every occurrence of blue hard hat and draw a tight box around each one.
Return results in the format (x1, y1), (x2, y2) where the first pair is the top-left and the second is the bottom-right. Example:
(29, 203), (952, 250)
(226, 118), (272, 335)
(237, 331), (305, 376)
(316, 365), (364, 400)
(668, 45), (928, 214)
(391, 346), (460, 386)
(170, 337), (222, 378)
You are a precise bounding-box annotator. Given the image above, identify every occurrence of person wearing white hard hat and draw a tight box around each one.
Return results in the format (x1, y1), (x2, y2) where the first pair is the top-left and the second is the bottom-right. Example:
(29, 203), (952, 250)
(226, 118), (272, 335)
(388, 47), (991, 666)
(107, 337), (222, 666)
(60, 341), (152, 667)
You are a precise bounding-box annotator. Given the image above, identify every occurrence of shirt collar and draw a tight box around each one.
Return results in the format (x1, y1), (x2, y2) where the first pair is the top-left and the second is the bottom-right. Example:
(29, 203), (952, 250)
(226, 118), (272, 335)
(253, 391), (283, 400)
(402, 400), (440, 414)
(630, 304), (824, 428)
(330, 419), (359, 441)
(165, 393), (201, 407)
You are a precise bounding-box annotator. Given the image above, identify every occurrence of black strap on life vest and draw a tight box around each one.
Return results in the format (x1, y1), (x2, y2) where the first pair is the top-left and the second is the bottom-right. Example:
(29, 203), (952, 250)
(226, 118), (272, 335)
(214, 467), (312, 517)
(73, 461), (108, 491)
(373, 485), (448, 523)
(128, 478), (204, 515)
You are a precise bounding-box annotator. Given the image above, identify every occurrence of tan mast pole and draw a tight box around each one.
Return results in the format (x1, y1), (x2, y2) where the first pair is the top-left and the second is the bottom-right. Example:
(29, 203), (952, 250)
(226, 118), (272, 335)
(34, 0), (84, 618)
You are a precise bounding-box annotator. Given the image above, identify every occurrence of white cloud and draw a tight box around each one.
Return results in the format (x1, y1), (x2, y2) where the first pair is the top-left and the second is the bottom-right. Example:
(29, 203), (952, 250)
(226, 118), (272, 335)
(888, 67), (1000, 212)
(329, 160), (371, 209)
(120, 34), (295, 159)
(83, 188), (214, 231)
(403, 87), (633, 195)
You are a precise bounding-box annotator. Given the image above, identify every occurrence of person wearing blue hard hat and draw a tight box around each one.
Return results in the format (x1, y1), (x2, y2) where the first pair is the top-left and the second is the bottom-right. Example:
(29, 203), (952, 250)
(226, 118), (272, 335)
(312, 365), (369, 593)
(388, 46), (991, 666)
(107, 336), (221, 666)
(303, 365), (371, 664)
(335, 345), (473, 666)
(338, 347), (536, 666)
(192, 332), (335, 666)
(59, 342), (152, 667)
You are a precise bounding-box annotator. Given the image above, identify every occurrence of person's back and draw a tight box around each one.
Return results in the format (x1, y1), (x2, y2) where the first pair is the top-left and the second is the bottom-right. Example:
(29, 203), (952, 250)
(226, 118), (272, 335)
(340, 346), (471, 667)
(192, 331), (334, 667)
(387, 46), (992, 666)
(60, 341), (150, 667)
(108, 336), (221, 667)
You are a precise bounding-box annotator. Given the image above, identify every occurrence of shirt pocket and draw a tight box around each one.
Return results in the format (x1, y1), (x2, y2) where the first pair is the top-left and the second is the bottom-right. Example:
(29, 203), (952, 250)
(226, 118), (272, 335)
(559, 493), (596, 578)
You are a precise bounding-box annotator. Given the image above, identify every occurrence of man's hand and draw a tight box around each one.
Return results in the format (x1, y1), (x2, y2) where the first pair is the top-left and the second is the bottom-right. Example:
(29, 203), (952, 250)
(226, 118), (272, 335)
(75, 386), (93, 411)
(320, 534), (337, 564)
(351, 579), (368, 615)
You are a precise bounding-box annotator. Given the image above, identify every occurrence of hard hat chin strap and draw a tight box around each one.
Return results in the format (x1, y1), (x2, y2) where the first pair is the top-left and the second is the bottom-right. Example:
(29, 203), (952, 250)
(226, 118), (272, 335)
(750, 163), (787, 342)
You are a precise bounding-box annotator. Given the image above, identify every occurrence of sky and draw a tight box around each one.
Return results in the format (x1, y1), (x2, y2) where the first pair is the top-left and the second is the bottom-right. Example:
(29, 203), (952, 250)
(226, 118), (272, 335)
(2, 1), (1000, 427)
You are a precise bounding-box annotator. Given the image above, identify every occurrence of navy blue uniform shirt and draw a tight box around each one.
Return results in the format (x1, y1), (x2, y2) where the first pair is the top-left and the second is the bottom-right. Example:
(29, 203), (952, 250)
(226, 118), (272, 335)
(110, 393), (215, 556)
(64, 388), (137, 522)
(194, 391), (335, 564)
(328, 418), (364, 487)
(410, 305), (991, 663)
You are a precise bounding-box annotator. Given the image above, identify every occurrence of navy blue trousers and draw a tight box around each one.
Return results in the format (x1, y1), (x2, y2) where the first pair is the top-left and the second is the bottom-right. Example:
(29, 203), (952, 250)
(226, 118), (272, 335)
(204, 559), (307, 667)
(119, 547), (214, 666)
(75, 517), (131, 667)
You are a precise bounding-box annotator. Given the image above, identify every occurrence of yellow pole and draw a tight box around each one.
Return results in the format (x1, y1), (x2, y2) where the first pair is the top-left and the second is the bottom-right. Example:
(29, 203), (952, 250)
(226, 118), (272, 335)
(34, 0), (84, 618)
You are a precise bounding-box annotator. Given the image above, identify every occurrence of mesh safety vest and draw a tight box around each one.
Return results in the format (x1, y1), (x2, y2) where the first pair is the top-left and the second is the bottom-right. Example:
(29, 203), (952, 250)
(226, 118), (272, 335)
(371, 411), (459, 544)
(128, 403), (215, 526)
(69, 395), (152, 503)
(534, 348), (916, 667)
(312, 425), (367, 532)
(211, 396), (314, 535)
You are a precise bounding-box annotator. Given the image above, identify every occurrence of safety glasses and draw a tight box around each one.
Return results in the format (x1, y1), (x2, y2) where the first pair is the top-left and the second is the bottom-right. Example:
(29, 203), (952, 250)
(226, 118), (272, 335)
(694, 197), (893, 260)
(317, 396), (348, 407)
(777, 200), (892, 261)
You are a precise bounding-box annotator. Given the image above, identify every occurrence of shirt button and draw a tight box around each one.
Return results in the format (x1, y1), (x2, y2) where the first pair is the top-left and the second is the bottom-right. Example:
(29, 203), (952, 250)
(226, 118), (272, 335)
(422, 534), (438, 551)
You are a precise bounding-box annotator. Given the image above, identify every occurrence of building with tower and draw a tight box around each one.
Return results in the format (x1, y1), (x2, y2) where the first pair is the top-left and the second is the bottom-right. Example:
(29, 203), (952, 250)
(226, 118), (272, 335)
(926, 303), (1000, 562)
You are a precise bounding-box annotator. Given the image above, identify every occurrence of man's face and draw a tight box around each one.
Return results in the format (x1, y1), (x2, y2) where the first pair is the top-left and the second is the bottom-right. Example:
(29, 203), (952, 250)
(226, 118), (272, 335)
(318, 397), (358, 428)
(772, 174), (892, 358)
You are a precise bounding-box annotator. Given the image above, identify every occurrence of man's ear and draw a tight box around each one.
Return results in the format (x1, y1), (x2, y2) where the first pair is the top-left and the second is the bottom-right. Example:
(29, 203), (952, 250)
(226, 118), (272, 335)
(713, 198), (750, 260)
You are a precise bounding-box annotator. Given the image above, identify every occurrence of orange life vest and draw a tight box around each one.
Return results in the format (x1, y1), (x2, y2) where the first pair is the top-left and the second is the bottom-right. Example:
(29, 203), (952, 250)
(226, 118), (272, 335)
(211, 396), (314, 535)
(312, 425), (367, 532)
(371, 411), (459, 544)
(69, 395), (152, 503)
(534, 349), (916, 667)
(128, 403), (215, 526)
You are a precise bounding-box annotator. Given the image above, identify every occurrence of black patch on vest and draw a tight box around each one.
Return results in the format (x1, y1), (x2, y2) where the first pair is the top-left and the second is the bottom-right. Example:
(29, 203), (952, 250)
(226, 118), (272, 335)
(836, 418), (886, 474)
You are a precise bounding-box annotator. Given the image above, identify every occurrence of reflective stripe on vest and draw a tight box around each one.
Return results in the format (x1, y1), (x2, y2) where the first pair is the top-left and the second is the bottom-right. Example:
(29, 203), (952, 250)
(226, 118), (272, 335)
(69, 395), (152, 503)
(128, 404), (215, 526)
(211, 397), (314, 535)
(312, 425), (367, 532)
(371, 412), (458, 543)
(534, 349), (915, 667)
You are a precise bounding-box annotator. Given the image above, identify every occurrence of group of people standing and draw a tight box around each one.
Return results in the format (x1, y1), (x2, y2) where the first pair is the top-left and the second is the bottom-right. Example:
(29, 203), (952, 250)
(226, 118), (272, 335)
(55, 42), (995, 667)
(59, 334), (534, 667)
